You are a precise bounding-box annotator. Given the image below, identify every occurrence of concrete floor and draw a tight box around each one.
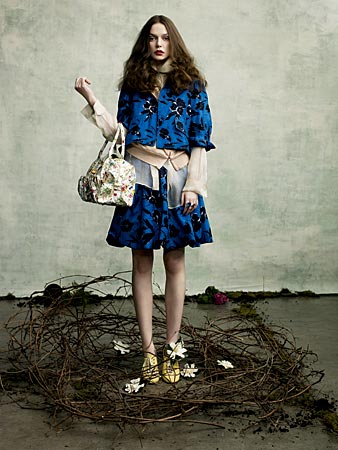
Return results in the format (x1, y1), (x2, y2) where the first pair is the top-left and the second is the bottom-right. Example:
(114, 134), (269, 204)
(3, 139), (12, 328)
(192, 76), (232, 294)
(1, 296), (338, 450)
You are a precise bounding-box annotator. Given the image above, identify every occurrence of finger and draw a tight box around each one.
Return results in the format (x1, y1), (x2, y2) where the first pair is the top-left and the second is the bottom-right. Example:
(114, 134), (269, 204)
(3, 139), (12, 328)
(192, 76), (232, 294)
(75, 77), (90, 87)
(80, 77), (90, 86)
(181, 192), (185, 206)
(181, 192), (198, 215)
(75, 78), (85, 89)
(181, 194), (188, 214)
(183, 201), (192, 215)
(188, 202), (198, 214)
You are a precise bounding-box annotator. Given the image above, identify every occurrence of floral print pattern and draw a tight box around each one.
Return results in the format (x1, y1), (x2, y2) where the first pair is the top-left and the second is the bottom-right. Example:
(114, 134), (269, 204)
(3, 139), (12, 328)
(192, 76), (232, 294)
(78, 128), (136, 207)
(107, 81), (214, 251)
(117, 82), (215, 154)
(106, 167), (213, 251)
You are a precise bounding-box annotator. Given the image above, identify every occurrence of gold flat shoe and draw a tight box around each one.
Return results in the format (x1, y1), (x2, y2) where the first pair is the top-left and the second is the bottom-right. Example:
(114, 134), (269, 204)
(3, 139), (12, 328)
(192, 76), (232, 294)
(142, 352), (160, 384)
(162, 352), (180, 384)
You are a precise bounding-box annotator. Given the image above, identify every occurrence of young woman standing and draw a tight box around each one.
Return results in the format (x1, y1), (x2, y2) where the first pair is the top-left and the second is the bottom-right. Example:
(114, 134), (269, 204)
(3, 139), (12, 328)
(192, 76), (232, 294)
(75, 15), (214, 384)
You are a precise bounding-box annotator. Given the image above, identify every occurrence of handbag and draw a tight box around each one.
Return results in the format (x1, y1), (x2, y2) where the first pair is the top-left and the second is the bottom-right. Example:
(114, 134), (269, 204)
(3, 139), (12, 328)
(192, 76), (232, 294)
(78, 124), (136, 206)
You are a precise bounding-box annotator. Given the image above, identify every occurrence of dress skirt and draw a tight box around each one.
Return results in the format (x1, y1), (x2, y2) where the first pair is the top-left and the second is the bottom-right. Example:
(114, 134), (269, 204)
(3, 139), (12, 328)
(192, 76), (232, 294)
(106, 166), (213, 251)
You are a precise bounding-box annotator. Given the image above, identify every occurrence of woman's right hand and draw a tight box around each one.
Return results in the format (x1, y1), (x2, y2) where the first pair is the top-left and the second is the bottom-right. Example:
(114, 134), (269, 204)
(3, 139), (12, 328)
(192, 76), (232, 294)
(74, 77), (97, 106)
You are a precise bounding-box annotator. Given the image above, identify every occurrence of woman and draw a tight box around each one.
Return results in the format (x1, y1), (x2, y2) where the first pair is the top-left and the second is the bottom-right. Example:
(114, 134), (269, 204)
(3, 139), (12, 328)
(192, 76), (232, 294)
(75, 15), (214, 384)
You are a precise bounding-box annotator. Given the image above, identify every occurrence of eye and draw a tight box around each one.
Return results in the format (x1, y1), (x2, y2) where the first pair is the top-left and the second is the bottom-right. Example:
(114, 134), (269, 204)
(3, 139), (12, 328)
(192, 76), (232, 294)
(149, 35), (155, 41)
(163, 35), (170, 41)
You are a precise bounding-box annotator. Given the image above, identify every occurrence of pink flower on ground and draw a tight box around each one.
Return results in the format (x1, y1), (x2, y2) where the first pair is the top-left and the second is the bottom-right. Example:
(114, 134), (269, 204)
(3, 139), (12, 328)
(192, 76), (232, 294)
(214, 292), (230, 305)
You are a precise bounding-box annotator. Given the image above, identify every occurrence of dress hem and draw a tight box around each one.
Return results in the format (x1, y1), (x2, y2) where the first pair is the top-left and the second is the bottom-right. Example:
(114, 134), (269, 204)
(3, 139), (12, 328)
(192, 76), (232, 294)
(106, 236), (214, 251)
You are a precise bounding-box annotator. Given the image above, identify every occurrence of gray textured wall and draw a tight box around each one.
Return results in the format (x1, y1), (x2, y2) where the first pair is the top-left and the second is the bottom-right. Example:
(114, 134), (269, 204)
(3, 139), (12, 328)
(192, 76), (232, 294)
(1, 0), (338, 296)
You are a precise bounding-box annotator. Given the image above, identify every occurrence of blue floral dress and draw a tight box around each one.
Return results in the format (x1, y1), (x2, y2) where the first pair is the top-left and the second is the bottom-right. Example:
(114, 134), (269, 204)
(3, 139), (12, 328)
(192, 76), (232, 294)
(106, 83), (214, 251)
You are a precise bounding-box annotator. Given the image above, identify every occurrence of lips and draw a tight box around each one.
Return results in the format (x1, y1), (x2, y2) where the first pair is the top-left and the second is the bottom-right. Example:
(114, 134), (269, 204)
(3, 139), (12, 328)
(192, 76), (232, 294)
(155, 50), (164, 55)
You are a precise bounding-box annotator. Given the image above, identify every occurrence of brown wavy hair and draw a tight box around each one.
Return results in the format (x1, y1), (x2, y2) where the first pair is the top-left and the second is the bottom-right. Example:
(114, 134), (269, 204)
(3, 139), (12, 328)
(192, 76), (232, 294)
(119, 15), (206, 94)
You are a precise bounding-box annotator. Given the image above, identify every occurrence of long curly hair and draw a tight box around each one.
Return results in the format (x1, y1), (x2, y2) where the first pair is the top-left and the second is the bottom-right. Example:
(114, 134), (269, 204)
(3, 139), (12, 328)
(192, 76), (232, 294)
(119, 15), (206, 94)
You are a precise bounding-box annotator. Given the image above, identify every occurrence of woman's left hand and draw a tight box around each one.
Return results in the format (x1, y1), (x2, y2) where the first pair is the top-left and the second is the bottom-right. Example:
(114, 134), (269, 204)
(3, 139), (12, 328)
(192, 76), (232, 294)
(181, 191), (198, 215)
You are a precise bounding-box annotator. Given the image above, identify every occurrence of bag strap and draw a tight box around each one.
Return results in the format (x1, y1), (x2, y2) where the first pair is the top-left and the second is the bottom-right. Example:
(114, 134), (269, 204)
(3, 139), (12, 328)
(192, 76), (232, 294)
(98, 140), (109, 159)
(97, 124), (126, 159)
(108, 123), (125, 159)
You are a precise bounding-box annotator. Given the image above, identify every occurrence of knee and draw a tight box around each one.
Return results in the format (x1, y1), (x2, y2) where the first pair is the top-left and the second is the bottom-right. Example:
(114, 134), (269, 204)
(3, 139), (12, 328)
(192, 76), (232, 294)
(163, 249), (185, 275)
(132, 249), (154, 274)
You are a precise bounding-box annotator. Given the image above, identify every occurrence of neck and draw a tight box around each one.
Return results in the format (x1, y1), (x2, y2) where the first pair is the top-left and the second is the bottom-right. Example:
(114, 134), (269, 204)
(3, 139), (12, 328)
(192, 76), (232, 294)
(151, 58), (172, 74)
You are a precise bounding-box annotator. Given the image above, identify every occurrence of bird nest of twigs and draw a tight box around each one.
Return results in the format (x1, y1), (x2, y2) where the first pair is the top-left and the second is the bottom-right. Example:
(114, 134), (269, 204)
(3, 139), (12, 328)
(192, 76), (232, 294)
(3, 275), (324, 430)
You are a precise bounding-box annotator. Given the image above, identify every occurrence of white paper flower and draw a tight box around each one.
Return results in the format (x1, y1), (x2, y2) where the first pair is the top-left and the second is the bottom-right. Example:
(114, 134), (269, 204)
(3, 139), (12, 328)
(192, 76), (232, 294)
(217, 360), (234, 369)
(113, 340), (130, 354)
(124, 378), (145, 394)
(166, 341), (188, 360)
(180, 363), (198, 378)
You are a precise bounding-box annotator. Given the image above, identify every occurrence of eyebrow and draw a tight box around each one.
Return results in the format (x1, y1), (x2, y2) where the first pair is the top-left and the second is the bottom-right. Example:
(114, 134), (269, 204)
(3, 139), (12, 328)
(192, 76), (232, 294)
(149, 33), (169, 37)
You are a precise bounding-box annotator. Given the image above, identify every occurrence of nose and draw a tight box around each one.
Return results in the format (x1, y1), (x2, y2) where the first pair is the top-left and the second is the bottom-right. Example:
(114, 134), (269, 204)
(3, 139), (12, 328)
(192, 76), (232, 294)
(156, 38), (163, 48)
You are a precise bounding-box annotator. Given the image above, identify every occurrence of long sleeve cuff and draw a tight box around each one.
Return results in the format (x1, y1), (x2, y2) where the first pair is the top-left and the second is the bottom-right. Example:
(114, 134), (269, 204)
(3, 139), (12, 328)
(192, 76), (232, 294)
(81, 100), (118, 141)
(182, 147), (208, 197)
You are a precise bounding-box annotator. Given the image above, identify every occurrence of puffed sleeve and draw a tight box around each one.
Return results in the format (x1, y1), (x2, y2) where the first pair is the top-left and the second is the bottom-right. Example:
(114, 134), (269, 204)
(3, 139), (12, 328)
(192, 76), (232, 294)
(188, 82), (215, 151)
(117, 89), (132, 130)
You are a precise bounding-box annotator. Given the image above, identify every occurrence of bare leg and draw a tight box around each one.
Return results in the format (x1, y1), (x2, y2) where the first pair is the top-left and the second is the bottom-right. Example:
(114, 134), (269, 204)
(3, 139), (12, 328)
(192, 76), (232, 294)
(163, 248), (186, 344)
(132, 249), (155, 354)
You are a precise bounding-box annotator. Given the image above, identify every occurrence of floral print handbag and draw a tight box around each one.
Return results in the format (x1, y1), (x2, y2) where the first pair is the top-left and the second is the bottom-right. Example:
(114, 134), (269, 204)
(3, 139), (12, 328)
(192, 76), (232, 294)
(78, 124), (136, 206)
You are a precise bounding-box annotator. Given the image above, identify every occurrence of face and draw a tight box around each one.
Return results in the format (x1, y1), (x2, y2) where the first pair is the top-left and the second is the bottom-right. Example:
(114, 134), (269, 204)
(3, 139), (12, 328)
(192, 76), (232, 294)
(148, 23), (170, 64)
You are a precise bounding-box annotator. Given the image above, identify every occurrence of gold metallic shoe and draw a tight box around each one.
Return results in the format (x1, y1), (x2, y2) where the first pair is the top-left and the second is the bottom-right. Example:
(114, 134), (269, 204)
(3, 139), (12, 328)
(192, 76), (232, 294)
(162, 350), (180, 384)
(142, 352), (160, 384)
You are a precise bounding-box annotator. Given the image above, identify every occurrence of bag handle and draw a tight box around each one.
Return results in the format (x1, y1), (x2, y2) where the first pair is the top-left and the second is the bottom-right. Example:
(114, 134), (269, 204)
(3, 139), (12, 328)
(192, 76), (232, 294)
(109, 123), (125, 158)
(97, 123), (126, 159)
